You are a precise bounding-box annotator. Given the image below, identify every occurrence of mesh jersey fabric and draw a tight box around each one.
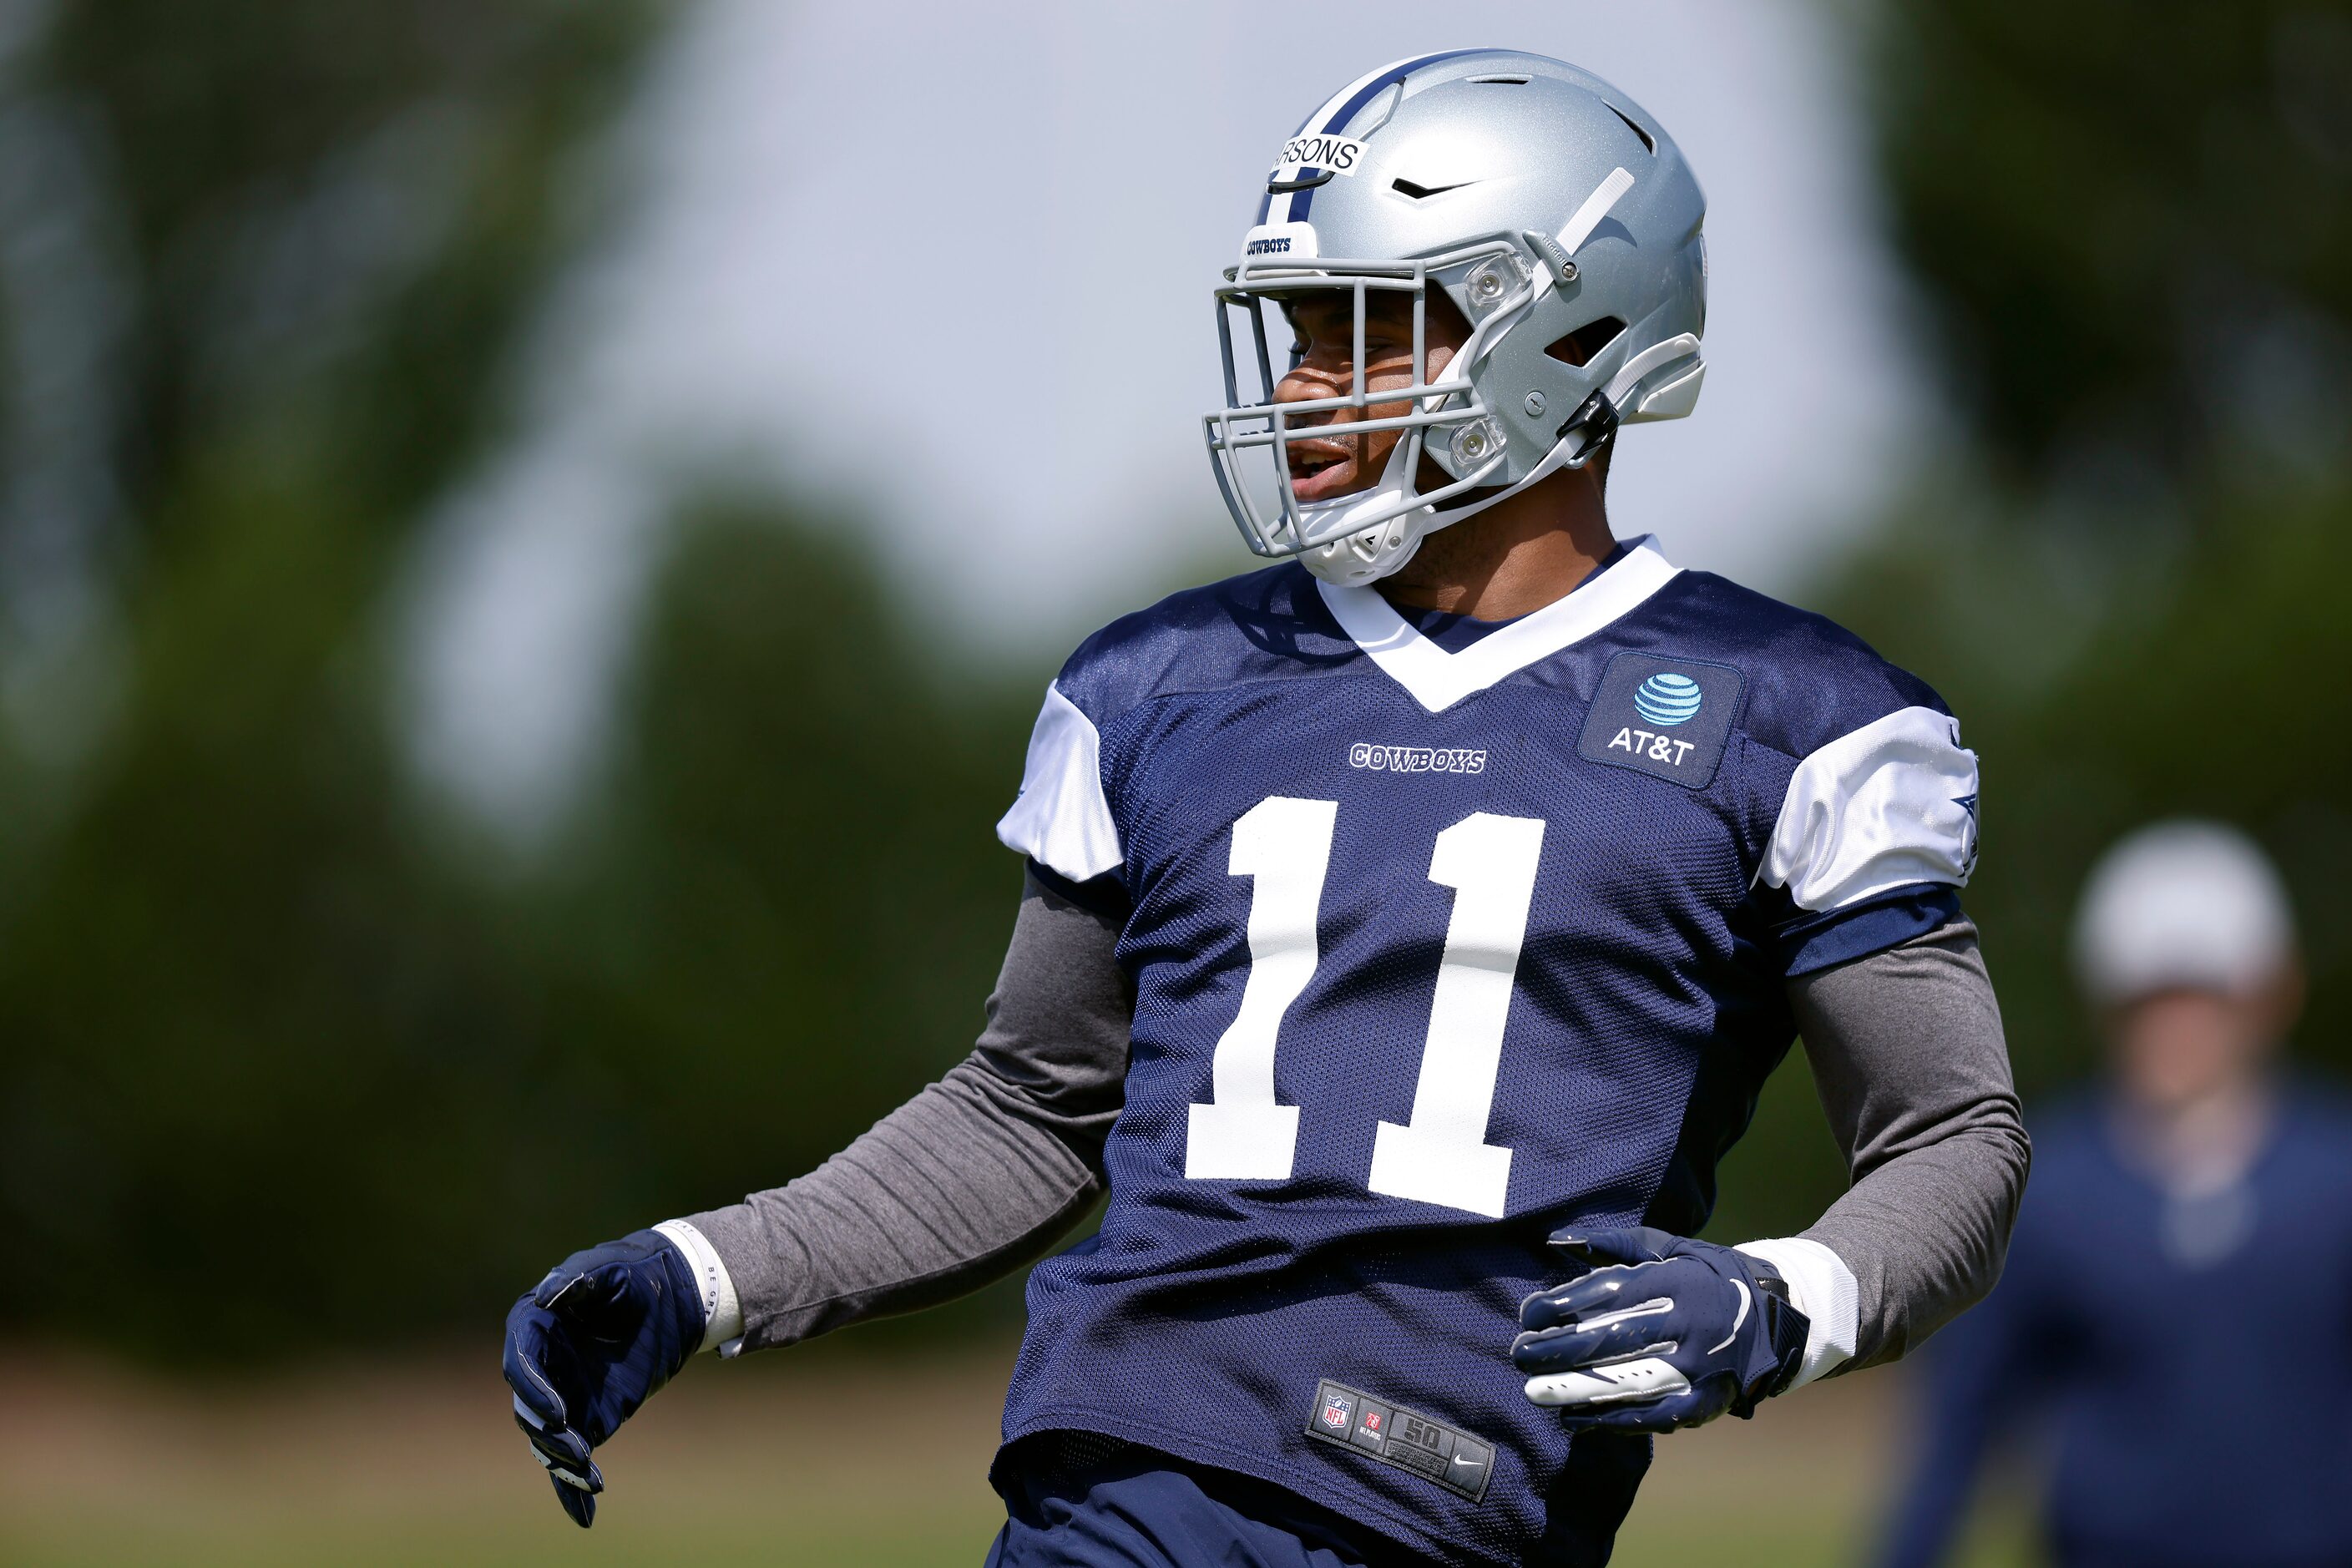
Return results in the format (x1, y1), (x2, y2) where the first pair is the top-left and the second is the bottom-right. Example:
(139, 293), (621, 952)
(989, 1433), (1429, 1567)
(993, 545), (1971, 1567)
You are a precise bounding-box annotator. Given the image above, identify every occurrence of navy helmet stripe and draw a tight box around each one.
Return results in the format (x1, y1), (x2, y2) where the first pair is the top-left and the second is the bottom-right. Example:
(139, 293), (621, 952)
(1267, 51), (1498, 226)
(1322, 48), (1490, 135)
(1294, 49), (1491, 223)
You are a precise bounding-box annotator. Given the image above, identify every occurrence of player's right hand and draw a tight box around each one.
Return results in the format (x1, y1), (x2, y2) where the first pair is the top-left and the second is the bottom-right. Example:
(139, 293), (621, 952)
(502, 1229), (706, 1528)
(1510, 1226), (1809, 1432)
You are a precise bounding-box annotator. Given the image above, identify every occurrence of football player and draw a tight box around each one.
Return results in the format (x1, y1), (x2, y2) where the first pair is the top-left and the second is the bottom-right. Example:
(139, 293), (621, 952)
(506, 50), (2030, 1566)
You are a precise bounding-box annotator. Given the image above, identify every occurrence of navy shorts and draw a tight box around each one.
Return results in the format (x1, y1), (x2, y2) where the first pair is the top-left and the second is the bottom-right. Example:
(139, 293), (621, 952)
(986, 1434), (1418, 1567)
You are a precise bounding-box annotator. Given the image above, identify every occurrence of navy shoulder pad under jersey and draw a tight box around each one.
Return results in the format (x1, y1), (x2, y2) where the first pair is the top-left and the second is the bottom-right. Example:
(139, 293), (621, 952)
(991, 538), (1977, 1568)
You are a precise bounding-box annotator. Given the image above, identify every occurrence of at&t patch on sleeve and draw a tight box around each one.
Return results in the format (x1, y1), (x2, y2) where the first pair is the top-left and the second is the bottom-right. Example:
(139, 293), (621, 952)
(1576, 651), (1745, 788)
(1305, 1378), (1495, 1503)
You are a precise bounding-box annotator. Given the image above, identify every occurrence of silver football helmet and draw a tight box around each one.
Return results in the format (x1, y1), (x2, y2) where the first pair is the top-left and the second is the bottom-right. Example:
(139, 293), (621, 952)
(1203, 50), (1708, 585)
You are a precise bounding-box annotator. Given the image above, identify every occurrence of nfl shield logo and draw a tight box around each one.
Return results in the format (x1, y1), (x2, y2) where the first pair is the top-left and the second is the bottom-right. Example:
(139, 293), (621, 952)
(1321, 1393), (1353, 1430)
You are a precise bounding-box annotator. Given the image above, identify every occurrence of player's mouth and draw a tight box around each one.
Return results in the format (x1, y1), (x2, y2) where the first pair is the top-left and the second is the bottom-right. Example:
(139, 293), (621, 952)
(1285, 435), (1363, 502)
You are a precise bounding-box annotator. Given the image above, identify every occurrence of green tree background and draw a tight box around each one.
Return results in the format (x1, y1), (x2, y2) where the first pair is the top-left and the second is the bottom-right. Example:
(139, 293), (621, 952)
(1, 0), (2346, 1357)
(1709, 0), (2352, 1242)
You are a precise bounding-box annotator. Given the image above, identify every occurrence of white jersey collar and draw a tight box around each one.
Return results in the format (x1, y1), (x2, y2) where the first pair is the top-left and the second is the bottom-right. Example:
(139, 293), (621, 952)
(1316, 535), (1682, 713)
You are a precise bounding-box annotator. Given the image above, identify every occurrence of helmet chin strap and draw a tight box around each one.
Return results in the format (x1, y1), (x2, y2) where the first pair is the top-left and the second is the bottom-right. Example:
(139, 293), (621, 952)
(1298, 331), (1701, 588)
(1295, 278), (1538, 584)
(1299, 408), (1609, 588)
(1297, 425), (1434, 586)
(1297, 422), (1429, 538)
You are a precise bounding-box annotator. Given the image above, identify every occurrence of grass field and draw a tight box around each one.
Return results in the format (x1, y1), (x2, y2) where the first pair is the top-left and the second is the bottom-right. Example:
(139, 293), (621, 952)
(0, 1339), (2037, 1565)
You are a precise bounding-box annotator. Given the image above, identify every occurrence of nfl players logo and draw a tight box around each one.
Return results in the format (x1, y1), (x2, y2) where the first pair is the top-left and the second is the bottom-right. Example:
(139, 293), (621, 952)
(1321, 1392), (1353, 1431)
(1362, 1409), (1383, 1434)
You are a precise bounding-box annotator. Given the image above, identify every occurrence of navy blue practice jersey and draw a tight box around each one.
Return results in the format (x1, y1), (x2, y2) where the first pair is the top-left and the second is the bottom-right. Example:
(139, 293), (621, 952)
(992, 537), (1978, 1567)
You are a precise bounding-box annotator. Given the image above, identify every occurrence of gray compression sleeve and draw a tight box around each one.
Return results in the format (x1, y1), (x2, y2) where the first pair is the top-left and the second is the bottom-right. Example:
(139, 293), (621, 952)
(684, 873), (1131, 1353)
(1789, 918), (2032, 1373)
(686, 887), (2021, 1369)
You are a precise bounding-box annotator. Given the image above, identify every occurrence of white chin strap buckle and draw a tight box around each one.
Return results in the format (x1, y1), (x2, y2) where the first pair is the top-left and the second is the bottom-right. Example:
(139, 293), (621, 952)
(1303, 514), (1420, 585)
(1297, 432), (1429, 586)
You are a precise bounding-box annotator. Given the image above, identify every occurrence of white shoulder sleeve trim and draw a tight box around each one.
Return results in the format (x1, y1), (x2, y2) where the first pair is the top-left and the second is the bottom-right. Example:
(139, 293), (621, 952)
(1734, 1236), (1859, 1389)
(654, 1219), (743, 1356)
(1763, 706), (1978, 913)
(994, 680), (1123, 883)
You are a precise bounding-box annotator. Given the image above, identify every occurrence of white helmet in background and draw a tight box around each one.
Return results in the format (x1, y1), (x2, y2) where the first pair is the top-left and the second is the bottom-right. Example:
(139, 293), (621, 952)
(1202, 49), (1707, 586)
(2072, 821), (2296, 1007)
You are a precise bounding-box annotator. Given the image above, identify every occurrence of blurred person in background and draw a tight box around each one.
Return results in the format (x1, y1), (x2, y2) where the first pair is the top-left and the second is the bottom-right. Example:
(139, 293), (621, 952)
(1878, 820), (2352, 1568)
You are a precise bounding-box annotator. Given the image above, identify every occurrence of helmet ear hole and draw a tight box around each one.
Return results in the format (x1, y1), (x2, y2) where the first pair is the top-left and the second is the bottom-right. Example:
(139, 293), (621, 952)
(1545, 317), (1626, 369)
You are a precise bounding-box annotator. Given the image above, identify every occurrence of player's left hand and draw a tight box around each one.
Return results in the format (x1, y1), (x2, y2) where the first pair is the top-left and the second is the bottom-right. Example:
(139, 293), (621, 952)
(1510, 1226), (1808, 1432)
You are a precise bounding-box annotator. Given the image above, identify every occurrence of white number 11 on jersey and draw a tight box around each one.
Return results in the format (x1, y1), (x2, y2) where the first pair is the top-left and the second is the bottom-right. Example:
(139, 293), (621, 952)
(1184, 795), (1546, 1218)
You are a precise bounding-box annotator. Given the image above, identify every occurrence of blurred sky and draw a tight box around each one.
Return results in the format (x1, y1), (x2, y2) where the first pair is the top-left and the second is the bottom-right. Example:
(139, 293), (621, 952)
(407, 0), (1930, 836)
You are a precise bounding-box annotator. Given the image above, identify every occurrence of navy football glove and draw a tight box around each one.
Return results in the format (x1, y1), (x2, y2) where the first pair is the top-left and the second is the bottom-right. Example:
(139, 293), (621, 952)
(503, 1229), (706, 1528)
(1510, 1226), (1808, 1433)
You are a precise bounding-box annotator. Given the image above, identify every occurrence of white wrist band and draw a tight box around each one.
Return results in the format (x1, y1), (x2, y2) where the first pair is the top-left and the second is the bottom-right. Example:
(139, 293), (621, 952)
(1733, 1236), (1859, 1389)
(654, 1219), (745, 1356)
